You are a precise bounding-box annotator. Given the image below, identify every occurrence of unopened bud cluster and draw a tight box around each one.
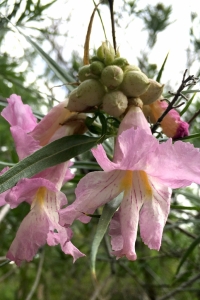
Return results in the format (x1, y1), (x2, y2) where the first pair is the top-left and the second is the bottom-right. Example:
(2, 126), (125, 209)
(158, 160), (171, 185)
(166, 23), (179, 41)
(67, 41), (164, 117)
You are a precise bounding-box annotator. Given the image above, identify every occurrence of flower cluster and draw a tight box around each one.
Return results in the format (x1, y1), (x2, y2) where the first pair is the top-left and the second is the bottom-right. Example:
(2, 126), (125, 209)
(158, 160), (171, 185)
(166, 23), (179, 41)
(0, 42), (199, 266)
(0, 95), (86, 266)
(67, 41), (164, 118)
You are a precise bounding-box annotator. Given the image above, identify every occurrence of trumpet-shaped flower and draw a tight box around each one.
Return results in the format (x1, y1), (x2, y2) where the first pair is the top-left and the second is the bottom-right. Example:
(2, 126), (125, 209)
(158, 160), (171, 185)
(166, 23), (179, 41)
(0, 94), (85, 265)
(59, 106), (200, 260)
(143, 99), (189, 138)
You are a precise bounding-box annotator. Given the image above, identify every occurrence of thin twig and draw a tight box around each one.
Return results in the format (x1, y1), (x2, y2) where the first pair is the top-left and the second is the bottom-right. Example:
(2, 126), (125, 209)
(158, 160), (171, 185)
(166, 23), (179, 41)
(108, 0), (117, 53)
(166, 219), (197, 239)
(25, 250), (45, 300)
(151, 70), (198, 133)
(188, 108), (200, 125)
(158, 272), (200, 300)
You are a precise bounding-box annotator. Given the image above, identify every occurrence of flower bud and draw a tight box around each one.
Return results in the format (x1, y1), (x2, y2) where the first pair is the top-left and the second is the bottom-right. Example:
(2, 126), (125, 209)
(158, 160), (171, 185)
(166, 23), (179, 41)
(90, 61), (105, 76)
(140, 79), (164, 104)
(101, 65), (124, 89)
(102, 91), (128, 117)
(124, 65), (141, 73)
(120, 71), (150, 97)
(76, 79), (105, 106)
(112, 57), (129, 70)
(96, 41), (115, 65)
(148, 100), (189, 138)
(78, 65), (97, 82)
(67, 88), (88, 112)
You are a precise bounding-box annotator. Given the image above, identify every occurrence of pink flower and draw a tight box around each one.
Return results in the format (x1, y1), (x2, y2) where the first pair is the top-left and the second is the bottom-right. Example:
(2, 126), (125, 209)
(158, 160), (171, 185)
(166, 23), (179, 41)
(144, 99), (189, 138)
(59, 106), (200, 260)
(1, 94), (85, 265)
(1, 94), (83, 159)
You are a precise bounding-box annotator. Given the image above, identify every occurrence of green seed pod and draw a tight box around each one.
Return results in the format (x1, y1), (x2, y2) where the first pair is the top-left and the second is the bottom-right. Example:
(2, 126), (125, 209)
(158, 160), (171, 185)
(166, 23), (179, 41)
(120, 71), (150, 97)
(89, 55), (100, 63)
(76, 79), (105, 106)
(112, 57), (129, 70)
(96, 41), (115, 65)
(115, 48), (120, 58)
(78, 65), (97, 82)
(67, 88), (88, 112)
(140, 79), (164, 104)
(102, 91), (128, 117)
(124, 65), (141, 73)
(101, 65), (124, 89)
(90, 61), (105, 76)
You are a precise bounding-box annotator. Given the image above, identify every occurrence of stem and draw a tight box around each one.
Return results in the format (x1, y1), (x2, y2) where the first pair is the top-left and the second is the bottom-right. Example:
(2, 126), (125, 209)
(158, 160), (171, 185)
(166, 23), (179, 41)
(188, 108), (200, 124)
(25, 249), (45, 300)
(108, 0), (117, 53)
(151, 70), (198, 133)
(157, 272), (200, 300)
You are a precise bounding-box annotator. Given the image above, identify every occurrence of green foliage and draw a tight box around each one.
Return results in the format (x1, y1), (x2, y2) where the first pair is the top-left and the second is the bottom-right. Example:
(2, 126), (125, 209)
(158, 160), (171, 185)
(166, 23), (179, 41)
(0, 135), (98, 193)
(138, 3), (173, 48)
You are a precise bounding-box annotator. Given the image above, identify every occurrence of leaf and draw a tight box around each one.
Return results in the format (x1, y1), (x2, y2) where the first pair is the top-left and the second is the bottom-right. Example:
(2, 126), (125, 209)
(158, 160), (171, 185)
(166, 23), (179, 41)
(176, 235), (200, 275)
(171, 205), (200, 211)
(19, 31), (75, 91)
(90, 192), (124, 279)
(178, 133), (200, 141)
(0, 135), (98, 194)
(156, 52), (169, 82)
(180, 93), (196, 116)
(175, 190), (200, 205)
(73, 161), (102, 170)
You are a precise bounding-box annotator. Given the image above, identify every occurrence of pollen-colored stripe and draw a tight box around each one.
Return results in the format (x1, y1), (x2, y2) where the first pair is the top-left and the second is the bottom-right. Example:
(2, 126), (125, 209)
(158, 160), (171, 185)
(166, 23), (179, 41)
(139, 170), (152, 198)
(120, 170), (133, 192)
(31, 187), (46, 209)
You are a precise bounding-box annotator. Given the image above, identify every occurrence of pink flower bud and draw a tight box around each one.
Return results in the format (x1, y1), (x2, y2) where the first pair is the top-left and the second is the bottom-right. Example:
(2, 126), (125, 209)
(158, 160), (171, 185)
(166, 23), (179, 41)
(148, 99), (189, 138)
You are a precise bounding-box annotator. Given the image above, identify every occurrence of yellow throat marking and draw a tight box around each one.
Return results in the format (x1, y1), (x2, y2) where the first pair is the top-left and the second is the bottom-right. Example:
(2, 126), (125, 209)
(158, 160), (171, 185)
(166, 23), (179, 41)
(139, 170), (152, 197)
(120, 170), (152, 197)
(31, 187), (46, 209)
(120, 170), (133, 192)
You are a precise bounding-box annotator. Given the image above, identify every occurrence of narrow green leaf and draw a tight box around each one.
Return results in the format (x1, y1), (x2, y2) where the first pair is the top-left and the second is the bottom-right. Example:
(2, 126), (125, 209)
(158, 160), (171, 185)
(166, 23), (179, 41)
(176, 235), (200, 275)
(180, 93), (196, 116)
(182, 89), (200, 94)
(156, 52), (169, 83)
(0, 135), (98, 193)
(175, 190), (200, 205)
(19, 32), (75, 91)
(73, 161), (102, 170)
(90, 192), (124, 279)
(171, 205), (200, 211)
(178, 133), (200, 141)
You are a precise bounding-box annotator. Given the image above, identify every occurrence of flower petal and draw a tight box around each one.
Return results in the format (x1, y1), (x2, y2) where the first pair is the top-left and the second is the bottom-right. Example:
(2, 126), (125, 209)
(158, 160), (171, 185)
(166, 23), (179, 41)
(5, 178), (57, 208)
(6, 205), (49, 266)
(59, 170), (125, 226)
(92, 144), (117, 171)
(10, 126), (41, 160)
(145, 139), (200, 188)
(0, 167), (10, 206)
(30, 100), (75, 146)
(1, 94), (37, 132)
(109, 171), (144, 260)
(139, 176), (171, 250)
